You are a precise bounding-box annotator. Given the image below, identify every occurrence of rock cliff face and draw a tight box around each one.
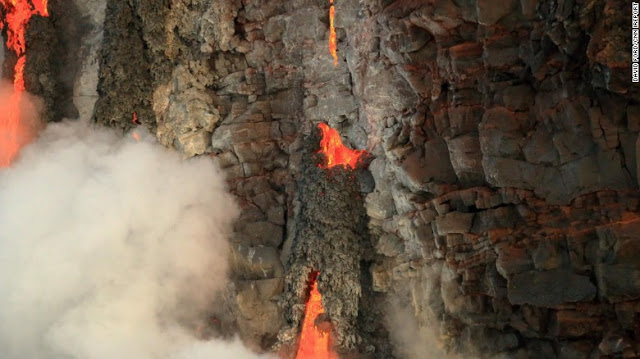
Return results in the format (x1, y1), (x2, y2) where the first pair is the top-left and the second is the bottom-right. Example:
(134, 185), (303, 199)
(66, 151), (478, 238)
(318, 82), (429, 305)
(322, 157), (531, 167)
(6, 0), (639, 357)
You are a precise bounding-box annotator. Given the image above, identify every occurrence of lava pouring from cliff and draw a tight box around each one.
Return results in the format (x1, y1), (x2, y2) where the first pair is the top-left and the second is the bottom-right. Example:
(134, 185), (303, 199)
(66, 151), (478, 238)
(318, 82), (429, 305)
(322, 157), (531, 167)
(317, 123), (368, 169)
(296, 272), (337, 359)
(329, 0), (338, 66)
(0, 0), (48, 167)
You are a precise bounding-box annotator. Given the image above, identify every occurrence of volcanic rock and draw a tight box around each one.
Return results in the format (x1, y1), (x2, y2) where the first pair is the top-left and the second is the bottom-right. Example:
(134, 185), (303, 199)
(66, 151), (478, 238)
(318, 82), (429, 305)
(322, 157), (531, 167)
(507, 269), (597, 307)
(41, 0), (640, 356)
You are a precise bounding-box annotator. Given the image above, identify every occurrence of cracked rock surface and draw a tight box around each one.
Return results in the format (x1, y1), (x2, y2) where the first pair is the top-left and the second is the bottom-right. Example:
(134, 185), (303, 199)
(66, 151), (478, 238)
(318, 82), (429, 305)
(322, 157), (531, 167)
(21, 0), (639, 357)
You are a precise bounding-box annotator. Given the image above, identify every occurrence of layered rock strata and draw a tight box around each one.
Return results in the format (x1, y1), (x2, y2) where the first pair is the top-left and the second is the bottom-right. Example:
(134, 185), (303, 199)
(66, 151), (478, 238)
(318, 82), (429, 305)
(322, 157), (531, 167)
(349, 0), (640, 357)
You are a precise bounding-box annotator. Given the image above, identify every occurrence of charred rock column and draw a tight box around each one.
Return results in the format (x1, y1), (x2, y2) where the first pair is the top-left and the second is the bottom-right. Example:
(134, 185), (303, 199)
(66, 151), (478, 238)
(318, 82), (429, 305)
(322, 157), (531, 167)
(26, 0), (89, 122)
(93, 0), (156, 131)
(280, 124), (370, 354)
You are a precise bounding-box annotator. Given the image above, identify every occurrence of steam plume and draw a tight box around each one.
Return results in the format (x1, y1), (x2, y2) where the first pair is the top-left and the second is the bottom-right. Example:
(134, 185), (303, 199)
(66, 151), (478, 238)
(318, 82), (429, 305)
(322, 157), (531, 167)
(0, 96), (271, 358)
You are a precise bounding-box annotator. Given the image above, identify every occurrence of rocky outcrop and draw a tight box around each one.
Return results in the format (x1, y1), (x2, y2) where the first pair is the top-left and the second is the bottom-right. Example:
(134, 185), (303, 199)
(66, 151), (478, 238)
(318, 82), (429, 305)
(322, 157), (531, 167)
(350, 0), (640, 357)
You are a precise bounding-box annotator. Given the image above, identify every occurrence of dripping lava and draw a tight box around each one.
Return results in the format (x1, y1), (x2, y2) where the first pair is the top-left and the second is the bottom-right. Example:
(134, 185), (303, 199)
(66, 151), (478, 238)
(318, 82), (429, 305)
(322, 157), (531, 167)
(329, 0), (337, 66)
(296, 272), (337, 359)
(0, 0), (48, 167)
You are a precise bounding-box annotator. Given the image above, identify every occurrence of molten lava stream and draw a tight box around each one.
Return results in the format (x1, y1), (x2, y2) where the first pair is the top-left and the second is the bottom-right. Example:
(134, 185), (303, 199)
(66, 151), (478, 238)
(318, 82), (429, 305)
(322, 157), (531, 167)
(329, 0), (338, 66)
(296, 273), (337, 359)
(0, 0), (50, 167)
(317, 123), (368, 169)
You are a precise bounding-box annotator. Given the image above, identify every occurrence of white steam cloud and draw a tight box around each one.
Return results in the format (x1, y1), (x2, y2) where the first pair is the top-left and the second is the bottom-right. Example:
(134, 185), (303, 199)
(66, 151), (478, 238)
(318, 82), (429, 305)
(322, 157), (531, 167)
(0, 109), (272, 358)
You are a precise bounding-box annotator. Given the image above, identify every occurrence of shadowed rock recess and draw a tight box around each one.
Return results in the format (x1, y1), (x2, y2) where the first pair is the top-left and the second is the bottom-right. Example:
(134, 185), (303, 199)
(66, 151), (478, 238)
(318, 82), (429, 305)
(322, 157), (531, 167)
(8, 0), (639, 357)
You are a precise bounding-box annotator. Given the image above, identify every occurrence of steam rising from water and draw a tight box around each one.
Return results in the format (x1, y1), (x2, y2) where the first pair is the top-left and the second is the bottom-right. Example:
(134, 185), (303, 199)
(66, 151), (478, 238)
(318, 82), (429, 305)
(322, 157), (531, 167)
(0, 110), (270, 358)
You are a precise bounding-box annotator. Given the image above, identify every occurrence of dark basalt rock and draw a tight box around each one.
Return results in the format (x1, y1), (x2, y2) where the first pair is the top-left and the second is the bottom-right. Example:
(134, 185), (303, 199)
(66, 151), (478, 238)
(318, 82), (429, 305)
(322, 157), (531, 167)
(279, 124), (389, 356)
(507, 269), (597, 307)
(93, 0), (155, 131)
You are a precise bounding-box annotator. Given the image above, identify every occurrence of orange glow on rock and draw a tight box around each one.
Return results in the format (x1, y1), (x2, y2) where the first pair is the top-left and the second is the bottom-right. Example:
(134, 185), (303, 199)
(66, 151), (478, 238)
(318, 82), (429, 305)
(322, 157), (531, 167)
(132, 112), (140, 141)
(329, 0), (338, 66)
(0, 91), (25, 167)
(317, 123), (367, 169)
(296, 273), (337, 359)
(0, 0), (48, 167)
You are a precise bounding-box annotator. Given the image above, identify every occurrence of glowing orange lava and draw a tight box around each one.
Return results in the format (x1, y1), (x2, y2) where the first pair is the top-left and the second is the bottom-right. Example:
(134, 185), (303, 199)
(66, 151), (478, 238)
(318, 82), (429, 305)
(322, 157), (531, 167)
(317, 123), (367, 169)
(0, 0), (49, 167)
(329, 0), (338, 66)
(14, 55), (26, 91)
(132, 112), (140, 141)
(296, 273), (337, 359)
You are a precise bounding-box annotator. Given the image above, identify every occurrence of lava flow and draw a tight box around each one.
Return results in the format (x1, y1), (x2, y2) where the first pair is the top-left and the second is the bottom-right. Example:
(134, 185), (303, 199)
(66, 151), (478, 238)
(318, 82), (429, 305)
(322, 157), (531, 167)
(0, 0), (49, 167)
(317, 123), (368, 169)
(296, 272), (337, 359)
(132, 112), (140, 141)
(329, 0), (338, 66)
